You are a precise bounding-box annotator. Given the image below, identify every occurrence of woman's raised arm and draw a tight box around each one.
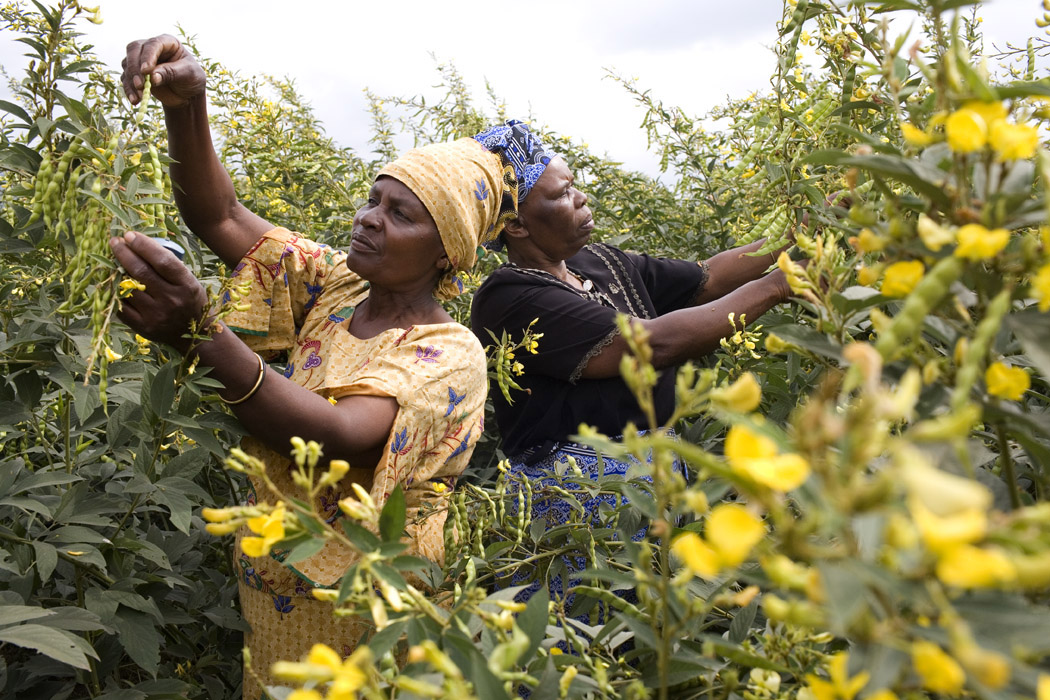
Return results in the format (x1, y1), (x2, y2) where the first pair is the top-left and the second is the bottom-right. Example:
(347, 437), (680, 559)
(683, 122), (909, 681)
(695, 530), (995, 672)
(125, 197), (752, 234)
(121, 35), (273, 267)
(579, 269), (791, 379)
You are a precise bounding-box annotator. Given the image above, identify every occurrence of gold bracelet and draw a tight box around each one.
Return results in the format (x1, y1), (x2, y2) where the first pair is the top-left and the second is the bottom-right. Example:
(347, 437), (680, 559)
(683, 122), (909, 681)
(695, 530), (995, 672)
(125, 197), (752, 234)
(221, 352), (266, 405)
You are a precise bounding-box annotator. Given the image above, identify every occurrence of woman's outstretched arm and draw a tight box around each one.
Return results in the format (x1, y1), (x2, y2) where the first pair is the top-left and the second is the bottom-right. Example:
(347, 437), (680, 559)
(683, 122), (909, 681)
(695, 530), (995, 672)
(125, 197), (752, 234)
(121, 35), (273, 267)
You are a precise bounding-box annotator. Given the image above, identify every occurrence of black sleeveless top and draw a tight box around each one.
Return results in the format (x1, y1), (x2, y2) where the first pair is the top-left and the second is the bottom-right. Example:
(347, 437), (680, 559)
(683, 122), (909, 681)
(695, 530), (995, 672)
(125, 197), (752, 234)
(470, 243), (707, 460)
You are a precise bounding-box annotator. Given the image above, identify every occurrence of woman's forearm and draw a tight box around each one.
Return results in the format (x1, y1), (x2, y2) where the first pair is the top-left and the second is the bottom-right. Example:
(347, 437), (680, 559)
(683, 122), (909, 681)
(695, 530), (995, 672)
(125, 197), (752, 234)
(189, 323), (396, 476)
(695, 238), (792, 304)
(580, 271), (790, 379)
(164, 95), (273, 266)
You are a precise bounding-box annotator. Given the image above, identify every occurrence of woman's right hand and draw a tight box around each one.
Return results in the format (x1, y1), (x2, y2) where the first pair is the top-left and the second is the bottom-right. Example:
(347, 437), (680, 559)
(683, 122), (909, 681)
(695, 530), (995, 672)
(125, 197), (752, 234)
(109, 231), (211, 354)
(121, 35), (206, 109)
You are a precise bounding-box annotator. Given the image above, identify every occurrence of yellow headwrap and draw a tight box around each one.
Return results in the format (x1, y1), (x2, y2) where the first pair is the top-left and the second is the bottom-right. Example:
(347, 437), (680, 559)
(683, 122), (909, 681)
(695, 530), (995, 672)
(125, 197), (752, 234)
(378, 138), (508, 300)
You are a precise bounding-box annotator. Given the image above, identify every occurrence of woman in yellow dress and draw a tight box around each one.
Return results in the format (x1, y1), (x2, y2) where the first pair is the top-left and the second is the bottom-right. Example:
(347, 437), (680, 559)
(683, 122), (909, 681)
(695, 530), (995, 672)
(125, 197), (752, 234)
(115, 35), (509, 699)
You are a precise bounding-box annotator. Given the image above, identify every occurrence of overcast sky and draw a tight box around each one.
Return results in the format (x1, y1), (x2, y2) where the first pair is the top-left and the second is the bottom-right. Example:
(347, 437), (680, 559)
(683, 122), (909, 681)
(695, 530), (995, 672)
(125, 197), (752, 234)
(1, 0), (1044, 177)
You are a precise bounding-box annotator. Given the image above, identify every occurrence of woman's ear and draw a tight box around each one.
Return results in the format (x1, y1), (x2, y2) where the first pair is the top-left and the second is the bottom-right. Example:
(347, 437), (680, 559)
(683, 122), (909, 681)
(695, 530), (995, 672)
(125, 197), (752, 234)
(435, 252), (450, 273)
(503, 216), (528, 240)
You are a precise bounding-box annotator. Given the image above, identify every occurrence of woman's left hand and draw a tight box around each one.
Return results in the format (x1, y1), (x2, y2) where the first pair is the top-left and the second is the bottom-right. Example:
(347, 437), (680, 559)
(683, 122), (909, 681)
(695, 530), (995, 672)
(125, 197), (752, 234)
(109, 231), (210, 353)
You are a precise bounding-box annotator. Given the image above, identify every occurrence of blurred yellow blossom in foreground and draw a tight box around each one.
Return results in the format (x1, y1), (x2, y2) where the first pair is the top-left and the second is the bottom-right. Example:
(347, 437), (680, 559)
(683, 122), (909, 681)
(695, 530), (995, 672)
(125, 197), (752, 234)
(725, 424), (811, 491)
(985, 362), (1029, 401)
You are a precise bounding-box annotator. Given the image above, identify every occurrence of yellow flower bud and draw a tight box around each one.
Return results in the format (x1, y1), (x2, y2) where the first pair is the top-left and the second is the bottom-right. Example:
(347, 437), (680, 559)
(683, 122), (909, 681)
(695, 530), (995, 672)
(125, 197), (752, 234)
(985, 362), (1030, 401)
(912, 640), (966, 695)
(917, 214), (955, 252)
(880, 260), (925, 297)
(710, 372), (762, 413)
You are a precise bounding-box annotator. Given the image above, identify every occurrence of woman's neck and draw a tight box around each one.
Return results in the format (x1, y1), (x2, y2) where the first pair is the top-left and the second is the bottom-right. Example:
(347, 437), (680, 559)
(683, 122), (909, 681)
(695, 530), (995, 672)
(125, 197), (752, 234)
(349, 286), (450, 338)
(507, 248), (575, 284)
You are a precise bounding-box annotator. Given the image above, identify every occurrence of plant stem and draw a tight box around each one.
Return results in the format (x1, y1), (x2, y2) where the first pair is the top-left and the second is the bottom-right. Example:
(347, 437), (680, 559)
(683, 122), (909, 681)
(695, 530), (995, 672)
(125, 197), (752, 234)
(995, 421), (1022, 509)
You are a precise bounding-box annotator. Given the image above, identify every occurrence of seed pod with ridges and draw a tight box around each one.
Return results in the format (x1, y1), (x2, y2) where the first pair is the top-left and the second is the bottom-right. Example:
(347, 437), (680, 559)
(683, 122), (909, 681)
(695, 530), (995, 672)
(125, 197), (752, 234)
(874, 256), (963, 359)
(950, 288), (1012, 411)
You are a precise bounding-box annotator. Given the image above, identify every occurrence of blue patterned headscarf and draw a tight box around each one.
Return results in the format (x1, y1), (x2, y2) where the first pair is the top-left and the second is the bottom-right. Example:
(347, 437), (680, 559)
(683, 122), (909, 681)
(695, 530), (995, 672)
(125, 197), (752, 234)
(474, 119), (555, 205)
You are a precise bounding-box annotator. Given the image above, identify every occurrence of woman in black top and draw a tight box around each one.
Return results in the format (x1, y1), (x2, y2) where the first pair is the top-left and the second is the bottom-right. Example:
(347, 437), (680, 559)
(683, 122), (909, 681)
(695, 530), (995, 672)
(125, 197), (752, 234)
(472, 121), (792, 460)
(470, 120), (795, 605)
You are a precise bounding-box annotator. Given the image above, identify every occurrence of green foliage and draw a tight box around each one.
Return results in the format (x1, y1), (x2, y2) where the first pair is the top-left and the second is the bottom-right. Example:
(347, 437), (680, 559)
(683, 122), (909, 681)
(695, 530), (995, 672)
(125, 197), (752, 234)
(3, 0), (1050, 699)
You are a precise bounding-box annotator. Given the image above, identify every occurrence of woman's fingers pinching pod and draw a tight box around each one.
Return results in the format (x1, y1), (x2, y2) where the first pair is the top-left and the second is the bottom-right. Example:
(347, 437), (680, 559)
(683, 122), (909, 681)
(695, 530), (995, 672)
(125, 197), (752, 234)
(115, 231), (190, 286)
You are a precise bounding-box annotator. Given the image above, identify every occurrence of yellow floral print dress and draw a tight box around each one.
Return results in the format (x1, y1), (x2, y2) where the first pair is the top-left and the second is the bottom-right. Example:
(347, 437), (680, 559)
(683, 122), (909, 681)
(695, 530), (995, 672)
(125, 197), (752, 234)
(221, 228), (486, 700)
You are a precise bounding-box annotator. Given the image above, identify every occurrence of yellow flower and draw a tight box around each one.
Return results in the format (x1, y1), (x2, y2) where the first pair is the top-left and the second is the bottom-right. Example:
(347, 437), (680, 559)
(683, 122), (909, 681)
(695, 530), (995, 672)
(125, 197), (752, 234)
(118, 278), (147, 297)
(989, 120), (1039, 161)
(135, 334), (151, 355)
(1038, 674), (1050, 700)
(936, 544), (1016, 588)
(318, 459), (350, 488)
(985, 362), (1029, 401)
(672, 532), (721, 578)
(272, 643), (371, 699)
(710, 372), (762, 412)
(548, 647), (564, 656)
(672, 504), (765, 577)
(857, 265), (881, 287)
(725, 424), (810, 491)
(945, 108), (988, 152)
(705, 503), (766, 567)
(683, 489), (709, 514)
(955, 644), (1011, 689)
(241, 504), (286, 557)
(104, 346), (122, 362)
(287, 691), (322, 700)
(954, 224), (1009, 261)
(962, 100), (1007, 127)
(1033, 263), (1050, 312)
(805, 652), (870, 700)
(917, 214), (955, 252)
(854, 228), (887, 253)
(201, 507), (236, 523)
(912, 640), (966, 695)
(910, 499), (987, 554)
(431, 481), (448, 494)
(880, 260), (924, 297)
(901, 122), (933, 147)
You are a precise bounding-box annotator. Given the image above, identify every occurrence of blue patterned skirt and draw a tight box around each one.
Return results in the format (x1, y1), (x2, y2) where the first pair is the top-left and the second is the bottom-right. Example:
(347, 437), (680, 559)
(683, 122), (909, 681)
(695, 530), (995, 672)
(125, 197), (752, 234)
(500, 435), (686, 613)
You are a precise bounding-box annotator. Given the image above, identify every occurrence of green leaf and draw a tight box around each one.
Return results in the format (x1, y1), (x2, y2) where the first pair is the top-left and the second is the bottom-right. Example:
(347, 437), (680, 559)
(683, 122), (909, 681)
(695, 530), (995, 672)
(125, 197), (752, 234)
(340, 520), (380, 553)
(443, 633), (511, 700)
(280, 536), (325, 566)
(800, 150), (951, 207)
(0, 624), (96, 670)
(111, 537), (171, 570)
(31, 541), (57, 580)
(35, 607), (105, 633)
(366, 619), (408, 660)
(151, 486), (193, 534)
(728, 596), (759, 644)
(0, 605), (53, 626)
(12, 470), (80, 494)
(378, 484), (406, 543)
(148, 362), (178, 421)
(112, 608), (161, 675)
(519, 587), (549, 661)
(766, 322), (843, 361)
(996, 79), (1050, 100)
(0, 99), (32, 125)
(1008, 311), (1050, 383)
(820, 562), (869, 634)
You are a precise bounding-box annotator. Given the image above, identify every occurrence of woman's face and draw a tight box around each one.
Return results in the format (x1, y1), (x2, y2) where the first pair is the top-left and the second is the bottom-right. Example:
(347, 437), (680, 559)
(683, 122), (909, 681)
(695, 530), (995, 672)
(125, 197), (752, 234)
(515, 157), (594, 261)
(347, 176), (447, 288)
